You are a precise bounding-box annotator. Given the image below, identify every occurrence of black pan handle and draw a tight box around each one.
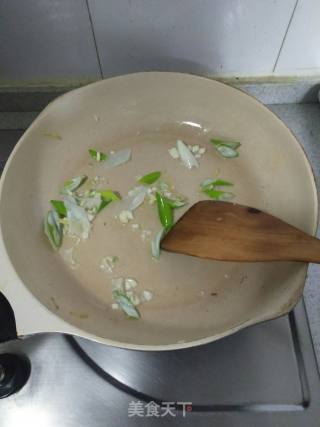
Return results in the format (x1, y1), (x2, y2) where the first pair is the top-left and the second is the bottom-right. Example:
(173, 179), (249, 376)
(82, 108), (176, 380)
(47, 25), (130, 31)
(0, 292), (17, 343)
(0, 292), (31, 397)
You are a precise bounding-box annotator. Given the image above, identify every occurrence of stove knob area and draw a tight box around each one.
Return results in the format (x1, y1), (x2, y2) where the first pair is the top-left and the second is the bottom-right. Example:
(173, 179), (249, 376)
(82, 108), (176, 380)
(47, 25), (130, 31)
(0, 353), (31, 398)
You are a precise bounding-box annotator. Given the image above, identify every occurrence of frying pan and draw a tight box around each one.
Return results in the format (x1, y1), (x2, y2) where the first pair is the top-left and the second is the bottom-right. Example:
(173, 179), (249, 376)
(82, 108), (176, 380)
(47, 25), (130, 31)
(0, 72), (317, 350)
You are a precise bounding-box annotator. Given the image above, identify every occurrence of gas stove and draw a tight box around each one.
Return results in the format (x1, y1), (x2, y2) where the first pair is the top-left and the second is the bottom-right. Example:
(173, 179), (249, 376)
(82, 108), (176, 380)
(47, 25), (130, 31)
(0, 93), (320, 426)
(0, 301), (319, 426)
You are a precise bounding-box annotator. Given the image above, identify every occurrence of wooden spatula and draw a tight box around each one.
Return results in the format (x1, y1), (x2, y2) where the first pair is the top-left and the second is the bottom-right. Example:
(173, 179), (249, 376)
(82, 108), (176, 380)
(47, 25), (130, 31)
(161, 201), (320, 263)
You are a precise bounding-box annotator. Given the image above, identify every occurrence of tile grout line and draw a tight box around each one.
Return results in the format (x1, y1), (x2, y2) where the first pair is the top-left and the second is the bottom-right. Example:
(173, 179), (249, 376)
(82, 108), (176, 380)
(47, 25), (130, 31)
(272, 0), (299, 73)
(85, 0), (103, 79)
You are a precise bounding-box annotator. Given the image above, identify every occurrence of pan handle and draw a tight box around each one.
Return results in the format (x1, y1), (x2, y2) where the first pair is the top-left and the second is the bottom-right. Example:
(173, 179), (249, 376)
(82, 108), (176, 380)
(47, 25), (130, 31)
(0, 277), (85, 339)
(0, 242), (90, 341)
(0, 294), (31, 398)
(0, 292), (17, 343)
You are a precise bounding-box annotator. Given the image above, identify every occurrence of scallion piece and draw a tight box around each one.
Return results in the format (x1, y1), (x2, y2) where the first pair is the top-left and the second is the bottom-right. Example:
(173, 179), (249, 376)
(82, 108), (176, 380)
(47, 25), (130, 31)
(151, 228), (166, 258)
(201, 179), (233, 191)
(204, 188), (234, 201)
(50, 200), (67, 217)
(61, 175), (87, 194)
(104, 148), (132, 169)
(44, 210), (63, 250)
(176, 139), (199, 169)
(43, 132), (62, 140)
(211, 179), (233, 187)
(155, 192), (174, 231)
(138, 171), (161, 185)
(88, 149), (108, 162)
(216, 145), (239, 158)
(98, 190), (121, 212)
(210, 139), (241, 158)
(211, 139), (241, 150)
(112, 290), (140, 319)
(99, 190), (121, 202)
(166, 198), (187, 209)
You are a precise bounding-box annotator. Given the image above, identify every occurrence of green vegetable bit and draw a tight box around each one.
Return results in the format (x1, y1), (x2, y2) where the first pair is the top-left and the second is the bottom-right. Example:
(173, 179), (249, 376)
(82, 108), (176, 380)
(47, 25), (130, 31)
(211, 139), (241, 150)
(88, 149), (108, 162)
(61, 175), (87, 194)
(98, 190), (121, 212)
(211, 179), (233, 187)
(50, 200), (67, 217)
(44, 210), (63, 250)
(156, 192), (174, 232)
(204, 188), (234, 201)
(138, 171), (161, 185)
(201, 177), (234, 201)
(166, 198), (187, 209)
(112, 290), (140, 319)
(43, 132), (62, 140)
(201, 179), (233, 191)
(216, 145), (239, 158)
(210, 139), (241, 158)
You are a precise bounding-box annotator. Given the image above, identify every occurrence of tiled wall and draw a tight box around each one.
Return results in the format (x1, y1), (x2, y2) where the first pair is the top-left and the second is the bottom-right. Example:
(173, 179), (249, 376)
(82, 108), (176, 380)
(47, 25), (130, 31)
(0, 0), (319, 85)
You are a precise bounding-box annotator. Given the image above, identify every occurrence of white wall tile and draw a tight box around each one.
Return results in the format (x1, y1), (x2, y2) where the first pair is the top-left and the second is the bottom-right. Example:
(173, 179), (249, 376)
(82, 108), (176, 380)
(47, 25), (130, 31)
(89, 0), (296, 77)
(0, 0), (101, 83)
(275, 0), (320, 74)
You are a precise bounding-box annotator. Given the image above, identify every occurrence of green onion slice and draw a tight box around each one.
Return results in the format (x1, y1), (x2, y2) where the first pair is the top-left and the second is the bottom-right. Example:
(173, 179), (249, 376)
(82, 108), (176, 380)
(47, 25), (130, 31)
(98, 190), (121, 212)
(112, 290), (140, 319)
(50, 200), (67, 217)
(88, 149), (108, 162)
(210, 139), (241, 150)
(138, 171), (161, 185)
(61, 175), (87, 194)
(204, 188), (235, 201)
(44, 210), (63, 250)
(156, 192), (174, 232)
(210, 139), (241, 158)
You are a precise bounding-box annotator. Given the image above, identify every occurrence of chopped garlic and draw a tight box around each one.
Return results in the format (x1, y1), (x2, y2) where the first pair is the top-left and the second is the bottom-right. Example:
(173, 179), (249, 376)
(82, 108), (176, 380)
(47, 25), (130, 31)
(159, 181), (169, 191)
(131, 223), (140, 230)
(132, 296), (141, 306)
(148, 194), (156, 204)
(100, 256), (118, 273)
(111, 303), (119, 310)
(70, 235), (81, 245)
(168, 147), (180, 159)
(141, 229), (152, 241)
(125, 278), (138, 290)
(199, 147), (206, 154)
(192, 145), (200, 153)
(119, 210), (134, 223)
(142, 290), (153, 301)
(90, 175), (106, 189)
